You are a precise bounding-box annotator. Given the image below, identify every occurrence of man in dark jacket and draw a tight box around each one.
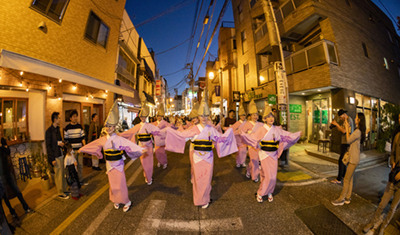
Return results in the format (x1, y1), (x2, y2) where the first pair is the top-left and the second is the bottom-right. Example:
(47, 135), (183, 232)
(0, 180), (12, 235)
(0, 134), (32, 224)
(88, 113), (101, 171)
(46, 112), (69, 199)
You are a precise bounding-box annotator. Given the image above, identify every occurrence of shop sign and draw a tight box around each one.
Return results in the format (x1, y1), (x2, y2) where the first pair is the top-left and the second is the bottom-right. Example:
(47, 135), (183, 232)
(247, 91), (262, 100)
(274, 62), (287, 105)
(290, 114), (300, 121)
(199, 81), (206, 89)
(215, 85), (220, 97)
(233, 91), (240, 102)
(268, 94), (276, 105)
(155, 80), (161, 96)
(289, 104), (302, 113)
(314, 110), (320, 123)
(322, 110), (328, 124)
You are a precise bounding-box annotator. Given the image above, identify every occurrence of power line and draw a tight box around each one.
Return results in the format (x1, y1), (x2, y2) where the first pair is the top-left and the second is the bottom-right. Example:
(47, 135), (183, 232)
(377, 0), (400, 28)
(155, 36), (194, 56)
(203, 0), (217, 49)
(134, 0), (197, 28)
(185, 0), (202, 63)
(161, 68), (187, 77)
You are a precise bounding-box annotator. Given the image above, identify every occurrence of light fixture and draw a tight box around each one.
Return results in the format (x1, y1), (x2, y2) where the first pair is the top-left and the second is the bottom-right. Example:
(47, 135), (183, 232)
(20, 71), (24, 76)
(170, 98), (173, 102)
(72, 84), (77, 90)
(105, 90), (108, 93)
(59, 79), (62, 83)
(302, 93), (305, 95)
(317, 89), (321, 92)
(58, 97), (61, 100)
(48, 82), (52, 90)
(349, 97), (355, 104)
(260, 76), (265, 81)
(208, 72), (214, 80)
(86, 96), (88, 100)
(19, 81), (23, 87)
(26, 83), (29, 92)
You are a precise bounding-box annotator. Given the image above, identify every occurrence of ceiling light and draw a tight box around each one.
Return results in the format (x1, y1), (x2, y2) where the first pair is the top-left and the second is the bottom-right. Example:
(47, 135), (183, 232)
(26, 88), (29, 92)
(302, 93), (305, 95)
(59, 79), (62, 83)
(105, 90), (108, 93)
(19, 81), (23, 87)
(86, 96), (88, 100)
(20, 71), (24, 76)
(72, 84), (77, 90)
(317, 89), (321, 92)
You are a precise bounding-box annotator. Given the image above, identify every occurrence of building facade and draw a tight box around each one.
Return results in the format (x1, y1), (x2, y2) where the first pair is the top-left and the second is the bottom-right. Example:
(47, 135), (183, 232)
(231, 0), (400, 153)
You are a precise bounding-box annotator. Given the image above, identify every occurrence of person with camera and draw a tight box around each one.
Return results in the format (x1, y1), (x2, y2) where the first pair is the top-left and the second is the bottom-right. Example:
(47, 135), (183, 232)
(330, 109), (354, 184)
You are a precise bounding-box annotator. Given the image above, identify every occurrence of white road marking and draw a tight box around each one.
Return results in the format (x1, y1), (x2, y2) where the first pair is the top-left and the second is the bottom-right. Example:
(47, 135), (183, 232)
(82, 160), (142, 235)
(136, 200), (243, 234)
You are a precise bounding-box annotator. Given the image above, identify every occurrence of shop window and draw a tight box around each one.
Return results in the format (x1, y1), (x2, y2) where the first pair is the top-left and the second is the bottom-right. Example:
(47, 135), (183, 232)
(31, 0), (70, 22)
(85, 11), (109, 48)
(363, 95), (371, 109)
(1, 99), (28, 142)
(355, 93), (362, 107)
(384, 57), (389, 70)
(362, 42), (369, 58)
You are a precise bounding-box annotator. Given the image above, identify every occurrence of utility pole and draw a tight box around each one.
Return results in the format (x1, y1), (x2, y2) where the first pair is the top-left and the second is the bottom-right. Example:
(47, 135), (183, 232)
(219, 67), (223, 117)
(186, 63), (194, 110)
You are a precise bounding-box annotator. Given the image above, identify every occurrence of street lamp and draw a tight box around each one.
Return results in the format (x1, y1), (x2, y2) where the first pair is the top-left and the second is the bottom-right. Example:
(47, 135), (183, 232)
(208, 72), (214, 80)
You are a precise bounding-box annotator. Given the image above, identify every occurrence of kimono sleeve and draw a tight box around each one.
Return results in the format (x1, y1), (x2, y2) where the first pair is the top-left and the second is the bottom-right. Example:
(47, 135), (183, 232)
(120, 125), (141, 142)
(116, 137), (145, 160)
(230, 121), (241, 131)
(165, 127), (198, 153)
(211, 127), (238, 158)
(79, 137), (106, 159)
(278, 128), (301, 150)
(240, 127), (266, 148)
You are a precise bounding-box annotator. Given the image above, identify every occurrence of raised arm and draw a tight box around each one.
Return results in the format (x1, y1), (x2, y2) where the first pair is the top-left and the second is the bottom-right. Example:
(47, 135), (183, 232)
(117, 137), (146, 160)
(119, 124), (141, 141)
(241, 127), (267, 148)
(78, 137), (106, 159)
(165, 126), (199, 153)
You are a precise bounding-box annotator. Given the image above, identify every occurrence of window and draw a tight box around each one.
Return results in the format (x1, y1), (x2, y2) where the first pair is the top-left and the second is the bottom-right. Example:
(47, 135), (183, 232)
(241, 30), (247, 54)
(384, 57), (389, 70)
(233, 39), (237, 50)
(250, 0), (258, 8)
(85, 12), (110, 48)
(362, 42), (369, 58)
(238, 3), (244, 22)
(258, 54), (269, 70)
(1, 99), (29, 142)
(345, 0), (351, 6)
(118, 50), (136, 76)
(387, 28), (393, 43)
(244, 63), (249, 76)
(31, 0), (69, 22)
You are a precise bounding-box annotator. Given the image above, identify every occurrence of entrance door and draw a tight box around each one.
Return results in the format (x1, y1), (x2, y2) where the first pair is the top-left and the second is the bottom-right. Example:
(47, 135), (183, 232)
(93, 104), (103, 127)
(307, 98), (330, 143)
(81, 103), (93, 139)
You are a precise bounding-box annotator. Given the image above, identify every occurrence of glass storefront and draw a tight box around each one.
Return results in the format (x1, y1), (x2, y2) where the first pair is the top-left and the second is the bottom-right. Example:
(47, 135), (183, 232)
(306, 96), (332, 143)
(355, 93), (379, 149)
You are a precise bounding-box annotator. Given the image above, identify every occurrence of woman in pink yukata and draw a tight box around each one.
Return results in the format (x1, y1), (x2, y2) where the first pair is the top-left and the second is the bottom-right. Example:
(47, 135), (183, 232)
(165, 96), (238, 209)
(239, 99), (264, 182)
(119, 103), (163, 186)
(78, 101), (145, 212)
(152, 103), (172, 169)
(228, 101), (248, 168)
(241, 103), (301, 203)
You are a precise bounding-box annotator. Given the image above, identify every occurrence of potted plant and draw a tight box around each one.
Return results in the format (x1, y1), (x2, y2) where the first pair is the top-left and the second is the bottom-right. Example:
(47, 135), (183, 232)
(33, 151), (51, 191)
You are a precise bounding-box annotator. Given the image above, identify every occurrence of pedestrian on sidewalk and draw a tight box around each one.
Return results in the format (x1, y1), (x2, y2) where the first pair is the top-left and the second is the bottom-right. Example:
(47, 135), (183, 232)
(332, 112), (365, 206)
(0, 133), (33, 223)
(152, 103), (172, 169)
(241, 99), (264, 182)
(46, 112), (69, 199)
(64, 110), (87, 185)
(0, 181), (13, 235)
(119, 103), (164, 186)
(241, 102), (301, 203)
(64, 142), (82, 200)
(362, 131), (400, 235)
(330, 109), (354, 184)
(165, 96), (238, 209)
(229, 101), (248, 168)
(78, 101), (145, 212)
(88, 113), (101, 171)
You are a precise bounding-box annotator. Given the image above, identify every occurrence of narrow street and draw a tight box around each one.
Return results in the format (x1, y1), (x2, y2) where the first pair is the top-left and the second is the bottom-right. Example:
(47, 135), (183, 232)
(10, 145), (396, 235)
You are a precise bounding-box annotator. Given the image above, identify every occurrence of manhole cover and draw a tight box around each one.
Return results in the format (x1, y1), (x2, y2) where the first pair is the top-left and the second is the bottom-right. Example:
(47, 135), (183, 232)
(295, 205), (356, 235)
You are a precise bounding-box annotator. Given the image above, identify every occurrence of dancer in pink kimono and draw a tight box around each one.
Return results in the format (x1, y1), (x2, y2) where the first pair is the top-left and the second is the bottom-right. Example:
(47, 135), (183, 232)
(120, 104), (163, 185)
(240, 99), (264, 182)
(229, 101), (248, 168)
(78, 101), (145, 212)
(165, 96), (238, 208)
(241, 103), (301, 203)
(152, 103), (171, 169)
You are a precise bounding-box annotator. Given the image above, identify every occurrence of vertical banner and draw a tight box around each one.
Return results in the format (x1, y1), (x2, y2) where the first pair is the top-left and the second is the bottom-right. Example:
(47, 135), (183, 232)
(274, 62), (287, 105)
(155, 80), (161, 96)
(215, 85), (220, 97)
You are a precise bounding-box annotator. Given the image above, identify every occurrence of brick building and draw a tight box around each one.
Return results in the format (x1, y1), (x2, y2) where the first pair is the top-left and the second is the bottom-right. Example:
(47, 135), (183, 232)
(231, 0), (400, 153)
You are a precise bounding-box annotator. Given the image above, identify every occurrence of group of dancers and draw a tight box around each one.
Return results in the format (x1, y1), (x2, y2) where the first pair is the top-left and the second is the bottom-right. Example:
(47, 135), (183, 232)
(78, 96), (301, 212)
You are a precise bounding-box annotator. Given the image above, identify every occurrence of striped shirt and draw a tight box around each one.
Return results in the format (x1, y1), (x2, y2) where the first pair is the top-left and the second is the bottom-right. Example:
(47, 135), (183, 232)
(64, 123), (85, 150)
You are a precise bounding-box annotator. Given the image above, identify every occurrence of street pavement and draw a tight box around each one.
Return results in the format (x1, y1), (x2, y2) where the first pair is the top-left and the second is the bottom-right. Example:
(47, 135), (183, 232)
(8, 144), (400, 235)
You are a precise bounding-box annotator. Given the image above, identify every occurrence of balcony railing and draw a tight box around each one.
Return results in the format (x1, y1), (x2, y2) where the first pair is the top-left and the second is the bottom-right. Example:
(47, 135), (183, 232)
(284, 39), (338, 75)
(254, 22), (268, 42)
(274, 0), (307, 24)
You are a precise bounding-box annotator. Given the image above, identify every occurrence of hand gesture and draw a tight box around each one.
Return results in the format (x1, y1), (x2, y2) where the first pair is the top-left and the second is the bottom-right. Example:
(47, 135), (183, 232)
(52, 161), (56, 166)
(344, 118), (349, 129)
(331, 120), (338, 126)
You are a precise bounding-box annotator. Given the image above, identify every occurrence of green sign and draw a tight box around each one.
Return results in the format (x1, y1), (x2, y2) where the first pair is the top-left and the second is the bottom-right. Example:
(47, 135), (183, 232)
(290, 114), (300, 121)
(268, 94), (276, 105)
(289, 104), (302, 113)
(247, 91), (262, 100)
(314, 110), (320, 123)
(322, 110), (328, 124)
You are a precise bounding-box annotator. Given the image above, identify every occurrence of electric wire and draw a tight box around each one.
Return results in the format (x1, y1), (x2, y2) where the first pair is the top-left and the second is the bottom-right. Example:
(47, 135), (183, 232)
(203, 0), (217, 49)
(185, 0), (202, 63)
(161, 68), (187, 77)
(377, 0), (400, 28)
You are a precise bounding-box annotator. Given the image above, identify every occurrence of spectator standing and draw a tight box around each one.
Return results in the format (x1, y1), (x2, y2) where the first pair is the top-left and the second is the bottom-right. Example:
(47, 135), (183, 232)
(46, 112), (69, 199)
(0, 180), (12, 235)
(88, 113), (101, 171)
(330, 109), (354, 184)
(132, 111), (141, 126)
(64, 110), (87, 185)
(223, 110), (237, 131)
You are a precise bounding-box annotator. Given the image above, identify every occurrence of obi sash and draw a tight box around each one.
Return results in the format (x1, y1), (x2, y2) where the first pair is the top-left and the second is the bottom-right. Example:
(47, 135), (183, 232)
(104, 149), (123, 161)
(260, 140), (280, 152)
(137, 133), (152, 142)
(192, 139), (213, 152)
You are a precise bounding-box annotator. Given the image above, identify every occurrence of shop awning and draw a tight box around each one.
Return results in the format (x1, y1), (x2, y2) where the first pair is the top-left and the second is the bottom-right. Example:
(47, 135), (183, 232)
(142, 91), (155, 105)
(0, 49), (134, 97)
(116, 80), (141, 106)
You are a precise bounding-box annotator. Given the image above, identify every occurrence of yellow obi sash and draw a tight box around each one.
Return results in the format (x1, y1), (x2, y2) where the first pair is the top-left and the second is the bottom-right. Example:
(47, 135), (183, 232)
(104, 149), (123, 161)
(260, 140), (280, 152)
(137, 133), (152, 142)
(192, 139), (213, 152)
